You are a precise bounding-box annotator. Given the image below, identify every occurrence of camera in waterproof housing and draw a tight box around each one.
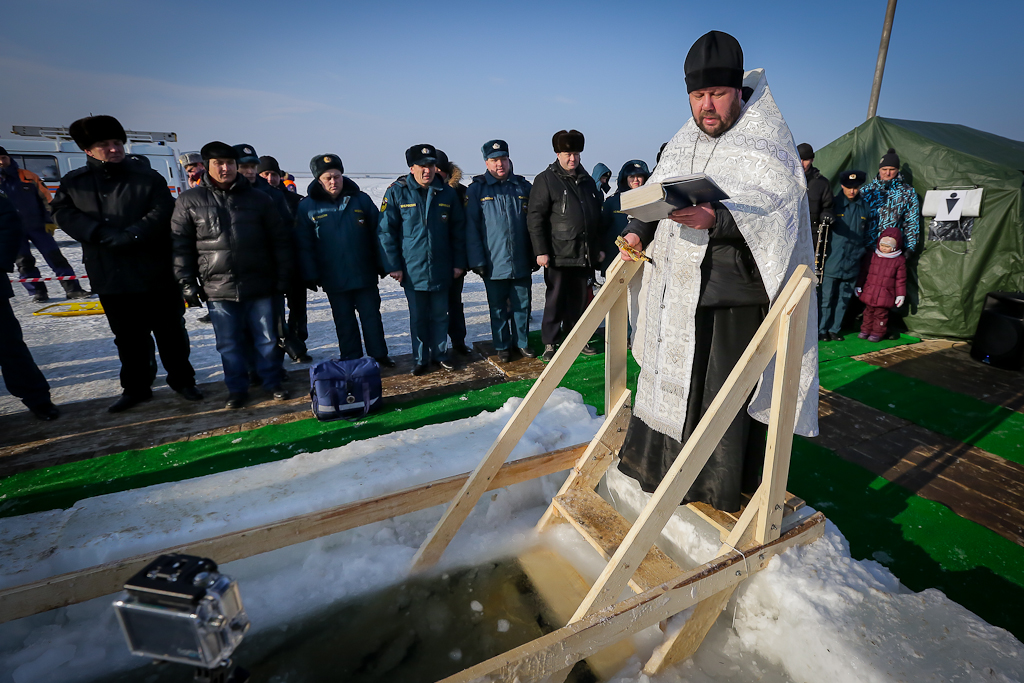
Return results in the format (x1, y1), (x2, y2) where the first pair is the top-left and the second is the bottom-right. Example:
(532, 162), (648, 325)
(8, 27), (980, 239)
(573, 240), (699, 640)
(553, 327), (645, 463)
(113, 554), (250, 670)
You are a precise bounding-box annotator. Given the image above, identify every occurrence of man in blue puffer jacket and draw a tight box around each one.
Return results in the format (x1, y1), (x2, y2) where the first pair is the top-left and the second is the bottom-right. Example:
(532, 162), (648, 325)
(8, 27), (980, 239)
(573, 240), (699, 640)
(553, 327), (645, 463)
(295, 154), (393, 367)
(466, 139), (535, 363)
(860, 148), (921, 252)
(378, 144), (467, 376)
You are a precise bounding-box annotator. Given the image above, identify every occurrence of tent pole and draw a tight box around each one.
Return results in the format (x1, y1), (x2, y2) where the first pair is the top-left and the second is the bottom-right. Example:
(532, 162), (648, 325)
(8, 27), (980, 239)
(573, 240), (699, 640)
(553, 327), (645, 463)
(867, 0), (898, 120)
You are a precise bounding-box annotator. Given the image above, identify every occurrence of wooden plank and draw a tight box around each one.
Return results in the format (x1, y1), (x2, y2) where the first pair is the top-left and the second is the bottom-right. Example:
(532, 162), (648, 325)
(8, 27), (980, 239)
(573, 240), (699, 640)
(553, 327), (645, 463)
(536, 390), (632, 531)
(410, 257), (642, 572)
(857, 341), (1024, 414)
(550, 488), (683, 593)
(756, 274), (811, 544)
(814, 388), (910, 452)
(473, 340), (546, 382)
(517, 547), (635, 681)
(568, 267), (810, 623)
(688, 492), (806, 541)
(0, 443), (587, 624)
(816, 390), (1024, 546)
(605, 274), (629, 414)
(439, 513), (826, 683)
(644, 484), (764, 674)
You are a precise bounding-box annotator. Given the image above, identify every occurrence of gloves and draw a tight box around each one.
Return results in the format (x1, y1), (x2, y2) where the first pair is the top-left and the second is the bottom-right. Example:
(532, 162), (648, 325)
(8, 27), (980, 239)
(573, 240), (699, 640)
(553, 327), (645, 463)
(99, 228), (137, 249)
(305, 280), (320, 292)
(854, 287), (863, 296)
(180, 280), (207, 308)
(44, 223), (58, 236)
(895, 295), (905, 307)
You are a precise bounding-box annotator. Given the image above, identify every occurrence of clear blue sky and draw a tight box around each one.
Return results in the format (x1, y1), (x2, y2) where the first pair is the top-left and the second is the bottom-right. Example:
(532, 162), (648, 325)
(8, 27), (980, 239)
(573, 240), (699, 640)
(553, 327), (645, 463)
(1, 0), (1020, 178)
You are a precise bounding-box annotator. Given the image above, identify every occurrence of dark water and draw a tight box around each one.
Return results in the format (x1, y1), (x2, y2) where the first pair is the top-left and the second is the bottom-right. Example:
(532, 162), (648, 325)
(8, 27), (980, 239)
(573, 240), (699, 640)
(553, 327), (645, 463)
(101, 560), (594, 683)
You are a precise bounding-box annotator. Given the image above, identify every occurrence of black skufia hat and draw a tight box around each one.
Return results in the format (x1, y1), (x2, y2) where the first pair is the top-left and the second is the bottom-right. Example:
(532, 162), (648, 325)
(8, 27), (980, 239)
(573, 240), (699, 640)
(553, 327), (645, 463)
(797, 143), (814, 160)
(257, 155), (282, 175)
(840, 170), (867, 189)
(406, 144), (437, 167)
(552, 129), (585, 153)
(684, 31), (744, 93)
(201, 141), (238, 162)
(310, 153), (344, 178)
(69, 115), (127, 150)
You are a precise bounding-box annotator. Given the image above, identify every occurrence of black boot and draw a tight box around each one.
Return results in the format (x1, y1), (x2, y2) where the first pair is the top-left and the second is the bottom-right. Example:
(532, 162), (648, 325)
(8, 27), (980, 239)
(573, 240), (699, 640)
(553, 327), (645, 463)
(108, 390), (152, 413)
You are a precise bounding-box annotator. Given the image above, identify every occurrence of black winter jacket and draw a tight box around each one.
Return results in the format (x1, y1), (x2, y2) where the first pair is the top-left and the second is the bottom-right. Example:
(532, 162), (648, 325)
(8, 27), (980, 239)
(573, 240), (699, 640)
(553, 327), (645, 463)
(51, 157), (177, 295)
(805, 165), (834, 227)
(0, 192), (22, 299)
(171, 174), (292, 302)
(527, 161), (603, 268)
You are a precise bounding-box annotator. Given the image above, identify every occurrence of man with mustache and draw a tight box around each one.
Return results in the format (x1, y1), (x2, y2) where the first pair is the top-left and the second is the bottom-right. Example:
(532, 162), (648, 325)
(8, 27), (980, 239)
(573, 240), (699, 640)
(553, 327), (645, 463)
(615, 31), (819, 513)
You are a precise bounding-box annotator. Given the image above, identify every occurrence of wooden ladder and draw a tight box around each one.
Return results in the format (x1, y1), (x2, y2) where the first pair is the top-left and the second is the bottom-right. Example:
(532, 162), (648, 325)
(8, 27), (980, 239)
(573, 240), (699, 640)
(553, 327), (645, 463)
(416, 258), (822, 682)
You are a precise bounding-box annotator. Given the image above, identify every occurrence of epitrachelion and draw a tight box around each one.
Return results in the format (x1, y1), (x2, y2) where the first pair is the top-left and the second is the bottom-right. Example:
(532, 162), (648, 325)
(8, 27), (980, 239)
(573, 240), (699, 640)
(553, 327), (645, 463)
(632, 68), (820, 441)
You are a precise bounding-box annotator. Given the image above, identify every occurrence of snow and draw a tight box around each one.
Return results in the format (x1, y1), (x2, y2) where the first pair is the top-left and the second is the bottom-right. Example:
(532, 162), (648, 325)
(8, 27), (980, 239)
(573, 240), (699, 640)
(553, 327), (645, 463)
(0, 176), (550, 414)
(0, 388), (1022, 682)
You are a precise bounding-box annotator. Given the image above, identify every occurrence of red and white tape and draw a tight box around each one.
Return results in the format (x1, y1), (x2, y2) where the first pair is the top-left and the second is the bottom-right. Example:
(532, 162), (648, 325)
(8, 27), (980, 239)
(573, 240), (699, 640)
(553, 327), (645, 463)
(9, 275), (89, 282)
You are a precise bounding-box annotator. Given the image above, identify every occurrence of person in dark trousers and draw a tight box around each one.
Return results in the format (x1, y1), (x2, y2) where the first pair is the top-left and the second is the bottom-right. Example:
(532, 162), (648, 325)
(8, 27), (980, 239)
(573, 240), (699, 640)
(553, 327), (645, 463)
(295, 154), (394, 366)
(257, 153), (310, 363)
(466, 139), (535, 363)
(0, 147), (89, 302)
(378, 144), (467, 376)
(797, 143), (834, 242)
(171, 141), (293, 409)
(51, 115), (201, 413)
(819, 170), (870, 341)
(527, 129), (604, 361)
(232, 144), (307, 362)
(0, 190), (59, 419)
(434, 149), (472, 357)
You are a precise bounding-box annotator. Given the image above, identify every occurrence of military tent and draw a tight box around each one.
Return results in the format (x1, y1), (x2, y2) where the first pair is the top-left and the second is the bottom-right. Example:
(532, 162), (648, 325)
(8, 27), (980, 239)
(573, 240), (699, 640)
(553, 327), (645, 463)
(815, 116), (1024, 339)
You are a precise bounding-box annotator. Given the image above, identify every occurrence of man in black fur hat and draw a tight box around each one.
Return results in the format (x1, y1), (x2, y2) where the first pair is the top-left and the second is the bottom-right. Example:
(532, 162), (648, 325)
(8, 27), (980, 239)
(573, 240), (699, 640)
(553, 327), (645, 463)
(50, 115), (201, 413)
(527, 129), (604, 361)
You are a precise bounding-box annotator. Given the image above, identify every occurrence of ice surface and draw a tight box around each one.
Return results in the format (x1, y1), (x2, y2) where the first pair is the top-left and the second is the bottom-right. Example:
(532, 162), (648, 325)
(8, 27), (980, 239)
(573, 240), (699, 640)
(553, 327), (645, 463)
(0, 176), (551, 415)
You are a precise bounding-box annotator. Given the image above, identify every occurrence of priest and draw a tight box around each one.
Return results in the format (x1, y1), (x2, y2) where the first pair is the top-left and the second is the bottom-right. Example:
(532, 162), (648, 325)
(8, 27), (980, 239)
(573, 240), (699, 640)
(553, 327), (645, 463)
(616, 31), (819, 512)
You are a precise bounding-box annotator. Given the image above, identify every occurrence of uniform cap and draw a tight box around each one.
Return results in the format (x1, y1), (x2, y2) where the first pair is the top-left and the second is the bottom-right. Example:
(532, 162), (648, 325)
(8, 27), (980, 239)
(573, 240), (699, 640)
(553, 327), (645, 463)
(232, 144), (259, 165)
(482, 139), (509, 159)
(406, 144), (437, 167)
(840, 169), (867, 188)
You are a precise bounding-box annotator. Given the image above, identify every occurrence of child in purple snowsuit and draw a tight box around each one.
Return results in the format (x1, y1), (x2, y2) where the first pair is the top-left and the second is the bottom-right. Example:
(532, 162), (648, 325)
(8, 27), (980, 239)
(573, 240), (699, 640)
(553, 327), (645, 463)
(855, 227), (906, 342)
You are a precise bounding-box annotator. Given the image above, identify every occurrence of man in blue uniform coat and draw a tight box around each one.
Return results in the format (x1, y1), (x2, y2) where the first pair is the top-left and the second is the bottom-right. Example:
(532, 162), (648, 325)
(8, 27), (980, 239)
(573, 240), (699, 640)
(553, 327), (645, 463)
(819, 170), (870, 341)
(378, 144), (467, 376)
(466, 139), (535, 363)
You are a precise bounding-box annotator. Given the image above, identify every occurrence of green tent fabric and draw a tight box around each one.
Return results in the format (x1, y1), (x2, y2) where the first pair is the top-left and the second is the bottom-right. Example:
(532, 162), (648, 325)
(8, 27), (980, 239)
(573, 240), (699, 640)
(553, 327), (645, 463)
(815, 117), (1024, 339)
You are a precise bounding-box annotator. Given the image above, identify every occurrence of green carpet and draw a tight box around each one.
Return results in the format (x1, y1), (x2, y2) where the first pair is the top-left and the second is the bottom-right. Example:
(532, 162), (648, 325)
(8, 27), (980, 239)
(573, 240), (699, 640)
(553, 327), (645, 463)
(0, 332), (638, 518)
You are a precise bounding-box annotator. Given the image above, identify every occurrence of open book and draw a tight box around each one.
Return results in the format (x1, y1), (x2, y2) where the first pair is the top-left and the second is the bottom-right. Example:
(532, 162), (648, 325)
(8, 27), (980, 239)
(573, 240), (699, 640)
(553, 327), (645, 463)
(619, 174), (730, 222)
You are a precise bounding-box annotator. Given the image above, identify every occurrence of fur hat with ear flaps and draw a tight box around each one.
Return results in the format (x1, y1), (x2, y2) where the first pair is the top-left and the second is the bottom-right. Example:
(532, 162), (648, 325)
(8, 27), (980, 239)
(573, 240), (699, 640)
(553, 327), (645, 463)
(552, 129), (585, 154)
(69, 115), (127, 150)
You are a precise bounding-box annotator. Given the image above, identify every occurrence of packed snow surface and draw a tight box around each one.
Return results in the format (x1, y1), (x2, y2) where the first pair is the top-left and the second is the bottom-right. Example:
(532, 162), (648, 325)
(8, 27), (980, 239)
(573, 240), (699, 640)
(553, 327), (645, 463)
(0, 176), (548, 414)
(2, 388), (1022, 683)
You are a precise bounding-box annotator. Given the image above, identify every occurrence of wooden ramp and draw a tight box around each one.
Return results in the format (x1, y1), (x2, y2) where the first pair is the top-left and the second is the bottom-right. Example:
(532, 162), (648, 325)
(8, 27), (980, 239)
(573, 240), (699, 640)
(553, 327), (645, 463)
(411, 259), (825, 681)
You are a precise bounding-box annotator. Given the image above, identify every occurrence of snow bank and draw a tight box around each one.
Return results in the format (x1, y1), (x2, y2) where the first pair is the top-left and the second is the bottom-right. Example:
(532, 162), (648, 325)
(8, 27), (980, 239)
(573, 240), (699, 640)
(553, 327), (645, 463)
(0, 388), (602, 683)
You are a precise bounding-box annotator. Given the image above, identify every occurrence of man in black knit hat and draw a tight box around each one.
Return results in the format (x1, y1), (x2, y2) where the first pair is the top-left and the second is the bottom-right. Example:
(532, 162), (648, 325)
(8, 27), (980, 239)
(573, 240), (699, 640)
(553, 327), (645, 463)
(797, 142), (834, 237)
(527, 129), (604, 361)
(50, 115), (201, 413)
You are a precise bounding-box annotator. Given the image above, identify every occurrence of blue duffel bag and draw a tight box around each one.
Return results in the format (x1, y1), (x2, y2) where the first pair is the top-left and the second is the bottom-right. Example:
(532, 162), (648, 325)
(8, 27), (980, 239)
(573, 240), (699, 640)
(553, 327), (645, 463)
(309, 358), (383, 421)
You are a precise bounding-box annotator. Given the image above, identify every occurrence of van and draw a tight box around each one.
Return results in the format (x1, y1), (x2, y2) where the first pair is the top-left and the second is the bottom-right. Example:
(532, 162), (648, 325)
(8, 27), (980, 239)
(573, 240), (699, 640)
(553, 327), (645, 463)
(3, 126), (186, 197)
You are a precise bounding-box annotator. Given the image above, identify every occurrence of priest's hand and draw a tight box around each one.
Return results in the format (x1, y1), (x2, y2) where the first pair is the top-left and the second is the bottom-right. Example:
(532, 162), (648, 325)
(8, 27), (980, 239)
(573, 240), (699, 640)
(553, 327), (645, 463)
(619, 233), (642, 261)
(669, 202), (715, 231)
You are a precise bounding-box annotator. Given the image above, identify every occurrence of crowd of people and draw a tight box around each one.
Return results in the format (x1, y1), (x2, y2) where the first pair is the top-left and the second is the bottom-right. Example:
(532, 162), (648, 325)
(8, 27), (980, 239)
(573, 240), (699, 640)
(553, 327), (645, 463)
(0, 29), (921, 481)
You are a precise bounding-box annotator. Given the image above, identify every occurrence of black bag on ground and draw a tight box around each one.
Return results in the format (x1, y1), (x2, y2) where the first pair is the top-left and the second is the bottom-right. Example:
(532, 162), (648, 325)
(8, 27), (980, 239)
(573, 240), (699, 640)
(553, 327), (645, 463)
(309, 358), (382, 421)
